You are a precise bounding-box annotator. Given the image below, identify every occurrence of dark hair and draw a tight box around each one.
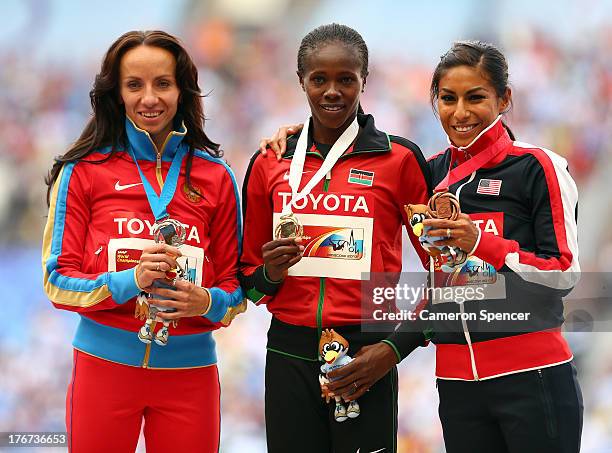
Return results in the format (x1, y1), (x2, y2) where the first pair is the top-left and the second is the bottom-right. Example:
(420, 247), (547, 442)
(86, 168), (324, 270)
(45, 30), (220, 205)
(430, 40), (515, 140)
(297, 23), (369, 79)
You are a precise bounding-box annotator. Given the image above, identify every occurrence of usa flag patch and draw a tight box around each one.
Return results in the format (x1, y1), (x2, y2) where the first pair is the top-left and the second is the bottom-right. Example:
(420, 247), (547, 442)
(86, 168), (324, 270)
(477, 179), (502, 195)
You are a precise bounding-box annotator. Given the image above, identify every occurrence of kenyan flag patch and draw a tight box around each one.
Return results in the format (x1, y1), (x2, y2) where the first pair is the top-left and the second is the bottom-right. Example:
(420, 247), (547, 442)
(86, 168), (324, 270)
(348, 168), (374, 186)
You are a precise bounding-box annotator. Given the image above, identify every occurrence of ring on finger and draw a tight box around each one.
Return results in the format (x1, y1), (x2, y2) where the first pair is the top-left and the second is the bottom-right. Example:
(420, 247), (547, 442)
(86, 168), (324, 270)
(156, 262), (161, 272)
(446, 228), (452, 238)
(353, 382), (358, 391)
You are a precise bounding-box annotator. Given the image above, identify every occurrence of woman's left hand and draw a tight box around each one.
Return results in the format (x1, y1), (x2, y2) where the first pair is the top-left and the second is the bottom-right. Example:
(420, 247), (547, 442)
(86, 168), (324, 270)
(423, 213), (479, 252)
(325, 342), (398, 401)
(147, 280), (211, 320)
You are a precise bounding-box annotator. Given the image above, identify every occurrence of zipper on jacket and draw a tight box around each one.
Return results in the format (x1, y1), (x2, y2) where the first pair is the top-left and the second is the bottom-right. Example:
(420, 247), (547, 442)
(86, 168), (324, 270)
(144, 137), (170, 366)
(316, 278), (326, 341)
(140, 131), (177, 368)
(150, 132), (173, 189)
(155, 152), (164, 188)
(323, 170), (331, 192)
(145, 150), (163, 366)
(316, 170), (332, 347)
(455, 172), (479, 380)
(459, 302), (479, 380)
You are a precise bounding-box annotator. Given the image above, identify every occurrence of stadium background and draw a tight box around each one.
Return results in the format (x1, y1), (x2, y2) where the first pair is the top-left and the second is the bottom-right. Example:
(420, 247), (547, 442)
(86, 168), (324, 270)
(0, 0), (611, 451)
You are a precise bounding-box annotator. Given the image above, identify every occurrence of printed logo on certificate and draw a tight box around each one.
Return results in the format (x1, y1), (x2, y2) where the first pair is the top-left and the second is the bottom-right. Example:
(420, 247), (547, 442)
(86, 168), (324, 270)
(431, 256), (506, 305)
(107, 237), (205, 286)
(303, 226), (364, 260)
(430, 209), (507, 304)
(273, 191), (374, 280)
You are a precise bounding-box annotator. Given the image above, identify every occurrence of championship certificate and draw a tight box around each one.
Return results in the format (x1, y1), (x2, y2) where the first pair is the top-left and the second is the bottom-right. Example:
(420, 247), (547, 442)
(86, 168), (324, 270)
(430, 212), (507, 304)
(273, 191), (374, 280)
(107, 237), (205, 286)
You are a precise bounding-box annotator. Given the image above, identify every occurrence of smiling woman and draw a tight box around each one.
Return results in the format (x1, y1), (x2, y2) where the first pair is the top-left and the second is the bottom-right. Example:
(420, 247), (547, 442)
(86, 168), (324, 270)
(41, 30), (245, 453)
(239, 23), (431, 453)
(298, 40), (366, 144)
(436, 64), (510, 147)
(119, 45), (180, 150)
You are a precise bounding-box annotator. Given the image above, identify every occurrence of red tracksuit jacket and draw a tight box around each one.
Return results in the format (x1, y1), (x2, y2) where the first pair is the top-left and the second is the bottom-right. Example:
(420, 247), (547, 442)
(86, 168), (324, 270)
(239, 114), (430, 335)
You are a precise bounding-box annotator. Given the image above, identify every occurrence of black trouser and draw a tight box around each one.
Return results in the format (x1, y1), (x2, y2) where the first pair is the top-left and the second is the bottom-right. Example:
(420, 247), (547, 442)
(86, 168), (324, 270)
(265, 350), (398, 453)
(438, 362), (583, 453)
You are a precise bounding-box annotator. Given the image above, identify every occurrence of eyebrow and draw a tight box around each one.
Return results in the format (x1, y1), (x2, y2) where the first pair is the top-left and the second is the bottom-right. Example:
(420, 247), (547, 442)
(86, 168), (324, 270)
(123, 74), (175, 80)
(440, 86), (488, 94)
(309, 69), (359, 75)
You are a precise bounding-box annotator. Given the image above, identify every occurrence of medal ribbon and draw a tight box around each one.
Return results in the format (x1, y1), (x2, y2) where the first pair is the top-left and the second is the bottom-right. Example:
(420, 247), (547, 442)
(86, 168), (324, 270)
(285, 116), (359, 214)
(127, 145), (187, 222)
(435, 115), (506, 192)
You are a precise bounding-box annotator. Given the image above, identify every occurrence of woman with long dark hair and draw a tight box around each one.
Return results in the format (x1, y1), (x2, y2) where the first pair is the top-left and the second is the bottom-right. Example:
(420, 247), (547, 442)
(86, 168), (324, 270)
(42, 30), (244, 452)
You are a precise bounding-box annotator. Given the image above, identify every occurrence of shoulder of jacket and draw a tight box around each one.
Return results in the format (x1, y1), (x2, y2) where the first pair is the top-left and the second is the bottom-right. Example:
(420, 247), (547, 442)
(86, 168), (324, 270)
(193, 149), (236, 176)
(77, 145), (116, 163)
(388, 135), (430, 174)
(388, 135), (421, 155)
(511, 141), (568, 169)
(427, 148), (451, 163)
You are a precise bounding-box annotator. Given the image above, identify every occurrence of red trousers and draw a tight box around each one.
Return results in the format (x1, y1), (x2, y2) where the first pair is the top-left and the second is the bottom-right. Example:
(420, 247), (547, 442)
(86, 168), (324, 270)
(66, 349), (220, 453)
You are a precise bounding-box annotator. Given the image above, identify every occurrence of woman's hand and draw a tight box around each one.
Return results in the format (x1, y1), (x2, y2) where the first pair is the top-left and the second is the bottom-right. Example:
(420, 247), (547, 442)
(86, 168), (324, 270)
(423, 213), (480, 253)
(259, 124), (304, 161)
(135, 243), (181, 289)
(262, 237), (304, 282)
(325, 342), (398, 401)
(147, 279), (211, 320)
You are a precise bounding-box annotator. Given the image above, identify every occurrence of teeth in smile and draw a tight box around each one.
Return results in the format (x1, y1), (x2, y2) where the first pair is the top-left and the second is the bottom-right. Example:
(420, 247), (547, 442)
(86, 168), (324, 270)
(454, 125), (476, 132)
(322, 106), (343, 111)
(140, 112), (161, 118)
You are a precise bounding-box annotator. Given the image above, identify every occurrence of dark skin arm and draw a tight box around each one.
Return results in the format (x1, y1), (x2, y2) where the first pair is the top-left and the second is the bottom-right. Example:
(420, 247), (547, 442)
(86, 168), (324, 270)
(325, 342), (398, 401)
(261, 237), (304, 282)
(259, 124), (304, 161)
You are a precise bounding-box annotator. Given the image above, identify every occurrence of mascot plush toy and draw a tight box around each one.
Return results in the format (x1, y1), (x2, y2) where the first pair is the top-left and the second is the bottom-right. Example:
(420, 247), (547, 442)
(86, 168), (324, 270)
(318, 329), (360, 422)
(405, 192), (468, 272)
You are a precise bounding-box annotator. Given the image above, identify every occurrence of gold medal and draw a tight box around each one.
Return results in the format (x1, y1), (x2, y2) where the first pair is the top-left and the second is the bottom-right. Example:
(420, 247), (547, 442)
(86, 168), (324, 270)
(275, 212), (303, 239)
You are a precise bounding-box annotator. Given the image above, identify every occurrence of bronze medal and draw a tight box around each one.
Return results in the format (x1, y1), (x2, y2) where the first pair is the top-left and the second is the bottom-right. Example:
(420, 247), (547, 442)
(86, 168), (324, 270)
(427, 191), (461, 220)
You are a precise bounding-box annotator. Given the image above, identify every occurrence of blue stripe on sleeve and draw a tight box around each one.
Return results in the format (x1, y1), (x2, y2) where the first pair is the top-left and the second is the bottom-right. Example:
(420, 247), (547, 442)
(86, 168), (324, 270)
(108, 268), (140, 304)
(46, 162), (110, 293)
(205, 286), (245, 323)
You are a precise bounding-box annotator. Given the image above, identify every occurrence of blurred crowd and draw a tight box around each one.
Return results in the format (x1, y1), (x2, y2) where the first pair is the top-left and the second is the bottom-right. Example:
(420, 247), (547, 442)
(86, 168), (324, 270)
(1, 4), (611, 452)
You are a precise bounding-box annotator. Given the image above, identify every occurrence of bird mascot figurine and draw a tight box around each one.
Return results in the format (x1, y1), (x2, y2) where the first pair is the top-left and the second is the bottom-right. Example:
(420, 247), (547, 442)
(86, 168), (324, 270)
(405, 192), (468, 272)
(135, 219), (187, 346)
(318, 329), (360, 422)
